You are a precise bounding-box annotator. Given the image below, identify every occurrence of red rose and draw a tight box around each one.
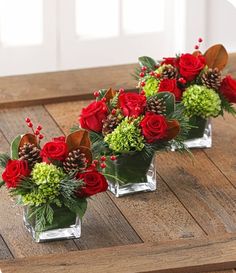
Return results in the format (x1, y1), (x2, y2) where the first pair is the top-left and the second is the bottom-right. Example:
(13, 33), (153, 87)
(119, 92), (146, 117)
(140, 112), (168, 143)
(220, 75), (236, 103)
(178, 53), (205, 81)
(53, 136), (66, 142)
(40, 141), (68, 162)
(158, 79), (182, 101)
(76, 170), (108, 197)
(161, 57), (177, 66)
(79, 101), (108, 132)
(2, 160), (30, 188)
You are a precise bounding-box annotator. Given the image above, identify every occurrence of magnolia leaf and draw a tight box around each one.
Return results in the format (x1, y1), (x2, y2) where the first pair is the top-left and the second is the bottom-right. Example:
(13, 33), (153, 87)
(204, 44), (228, 71)
(138, 56), (157, 70)
(66, 130), (91, 152)
(79, 146), (92, 164)
(105, 87), (117, 102)
(19, 133), (38, 151)
(165, 120), (180, 141)
(150, 92), (175, 116)
(11, 135), (21, 159)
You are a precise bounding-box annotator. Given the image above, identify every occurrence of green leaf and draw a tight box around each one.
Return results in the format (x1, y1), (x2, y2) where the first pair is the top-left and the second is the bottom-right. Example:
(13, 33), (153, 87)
(97, 89), (108, 101)
(138, 56), (157, 70)
(0, 181), (5, 188)
(11, 135), (21, 159)
(70, 124), (81, 133)
(149, 92), (175, 116)
(68, 198), (87, 219)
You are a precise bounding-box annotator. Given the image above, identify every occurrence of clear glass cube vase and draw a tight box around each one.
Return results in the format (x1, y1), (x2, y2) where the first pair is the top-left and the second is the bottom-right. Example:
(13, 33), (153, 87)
(23, 205), (81, 243)
(104, 152), (157, 197)
(184, 116), (212, 149)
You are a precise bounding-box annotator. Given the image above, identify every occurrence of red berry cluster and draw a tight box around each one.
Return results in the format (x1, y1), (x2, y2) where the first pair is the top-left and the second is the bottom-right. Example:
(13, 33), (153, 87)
(91, 155), (117, 169)
(25, 117), (44, 141)
(194, 37), (203, 50)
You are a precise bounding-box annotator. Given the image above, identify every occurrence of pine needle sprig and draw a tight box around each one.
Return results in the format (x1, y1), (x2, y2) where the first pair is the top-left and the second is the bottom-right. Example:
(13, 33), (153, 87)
(10, 177), (37, 196)
(219, 94), (236, 116)
(0, 153), (10, 168)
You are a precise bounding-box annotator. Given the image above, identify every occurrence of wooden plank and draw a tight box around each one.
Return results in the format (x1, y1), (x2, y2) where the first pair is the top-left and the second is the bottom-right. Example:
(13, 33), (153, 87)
(0, 235), (236, 273)
(204, 114), (236, 187)
(0, 64), (137, 108)
(156, 150), (236, 235)
(0, 235), (13, 260)
(45, 101), (206, 242)
(0, 106), (142, 257)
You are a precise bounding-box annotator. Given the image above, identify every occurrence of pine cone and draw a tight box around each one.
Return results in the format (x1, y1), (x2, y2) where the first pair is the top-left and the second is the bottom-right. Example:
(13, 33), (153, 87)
(162, 65), (178, 79)
(18, 143), (41, 168)
(102, 113), (121, 136)
(63, 149), (87, 173)
(146, 97), (166, 115)
(201, 68), (221, 90)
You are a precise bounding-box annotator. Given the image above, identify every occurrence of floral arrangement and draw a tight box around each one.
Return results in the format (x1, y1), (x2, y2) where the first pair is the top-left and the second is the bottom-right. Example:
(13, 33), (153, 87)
(0, 118), (108, 234)
(76, 87), (191, 188)
(135, 39), (236, 120)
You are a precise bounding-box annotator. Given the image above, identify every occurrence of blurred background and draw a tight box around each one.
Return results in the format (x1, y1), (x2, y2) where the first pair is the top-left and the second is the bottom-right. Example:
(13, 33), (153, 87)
(0, 0), (235, 76)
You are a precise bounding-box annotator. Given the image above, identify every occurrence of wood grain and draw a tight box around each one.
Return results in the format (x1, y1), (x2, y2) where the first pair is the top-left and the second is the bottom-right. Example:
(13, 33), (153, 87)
(0, 235), (236, 273)
(0, 236), (13, 260)
(0, 64), (137, 108)
(45, 100), (206, 242)
(0, 106), (142, 257)
(204, 114), (236, 187)
(156, 149), (236, 235)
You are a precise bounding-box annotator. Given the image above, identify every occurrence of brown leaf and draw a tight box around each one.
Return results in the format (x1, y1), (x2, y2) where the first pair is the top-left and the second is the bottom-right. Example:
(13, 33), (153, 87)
(66, 130), (91, 152)
(18, 133), (38, 151)
(164, 120), (180, 141)
(79, 146), (92, 165)
(204, 44), (228, 71)
(192, 50), (202, 57)
(104, 87), (117, 102)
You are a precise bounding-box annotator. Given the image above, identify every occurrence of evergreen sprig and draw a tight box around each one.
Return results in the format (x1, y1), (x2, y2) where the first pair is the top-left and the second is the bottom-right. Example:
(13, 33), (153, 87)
(220, 94), (236, 116)
(0, 153), (10, 168)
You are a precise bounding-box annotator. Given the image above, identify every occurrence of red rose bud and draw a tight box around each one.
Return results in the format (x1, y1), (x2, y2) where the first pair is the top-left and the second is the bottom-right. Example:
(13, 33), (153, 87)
(100, 156), (106, 161)
(93, 90), (100, 97)
(39, 134), (44, 140)
(139, 72), (145, 77)
(36, 125), (42, 131)
(141, 66), (147, 71)
(194, 45), (199, 50)
(111, 109), (116, 115)
(35, 130), (40, 136)
(198, 37), (203, 43)
(100, 163), (106, 168)
(27, 122), (33, 128)
(25, 117), (31, 123)
(140, 81), (146, 87)
(110, 155), (117, 161)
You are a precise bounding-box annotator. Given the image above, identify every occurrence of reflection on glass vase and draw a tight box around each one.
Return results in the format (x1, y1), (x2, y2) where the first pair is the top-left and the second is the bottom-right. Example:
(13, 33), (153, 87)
(23, 205), (81, 243)
(104, 153), (156, 197)
(183, 116), (212, 149)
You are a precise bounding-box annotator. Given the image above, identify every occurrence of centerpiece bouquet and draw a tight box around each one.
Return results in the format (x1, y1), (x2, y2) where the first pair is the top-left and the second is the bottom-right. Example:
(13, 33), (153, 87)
(77, 87), (191, 197)
(135, 39), (236, 148)
(0, 118), (108, 242)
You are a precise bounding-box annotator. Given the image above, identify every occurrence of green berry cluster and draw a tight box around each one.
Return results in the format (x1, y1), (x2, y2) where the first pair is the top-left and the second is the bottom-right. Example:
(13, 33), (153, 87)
(104, 117), (145, 153)
(22, 163), (66, 206)
(182, 85), (221, 118)
(143, 77), (160, 97)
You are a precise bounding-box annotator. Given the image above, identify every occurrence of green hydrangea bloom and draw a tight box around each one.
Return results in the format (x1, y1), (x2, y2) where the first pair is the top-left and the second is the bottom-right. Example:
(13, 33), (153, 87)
(182, 85), (221, 118)
(104, 117), (145, 153)
(22, 163), (66, 206)
(143, 77), (160, 97)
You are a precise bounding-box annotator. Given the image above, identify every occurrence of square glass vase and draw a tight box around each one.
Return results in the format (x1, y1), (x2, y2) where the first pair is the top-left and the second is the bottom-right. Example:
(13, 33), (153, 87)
(183, 116), (212, 149)
(104, 153), (156, 197)
(23, 205), (81, 243)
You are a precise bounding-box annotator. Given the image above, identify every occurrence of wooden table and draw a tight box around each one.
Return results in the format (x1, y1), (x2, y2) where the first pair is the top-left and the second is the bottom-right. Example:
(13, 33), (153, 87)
(0, 58), (235, 273)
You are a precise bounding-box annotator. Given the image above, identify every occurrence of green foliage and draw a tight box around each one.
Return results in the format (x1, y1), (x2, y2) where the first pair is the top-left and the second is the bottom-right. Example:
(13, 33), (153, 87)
(138, 56), (157, 70)
(11, 135), (21, 159)
(70, 124), (81, 133)
(104, 117), (145, 153)
(182, 85), (221, 118)
(0, 153), (10, 168)
(0, 181), (4, 188)
(143, 76), (160, 97)
(110, 92), (119, 108)
(219, 93), (236, 116)
(89, 131), (111, 157)
(96, 89), (107, 101)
